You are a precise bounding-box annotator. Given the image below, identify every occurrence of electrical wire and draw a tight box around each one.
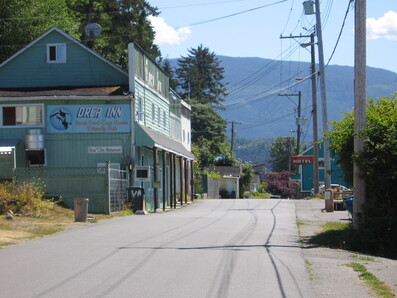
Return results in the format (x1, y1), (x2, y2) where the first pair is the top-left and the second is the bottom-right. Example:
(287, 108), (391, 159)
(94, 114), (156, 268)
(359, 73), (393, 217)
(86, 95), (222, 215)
(325, 0), (354, 67)
(158, 0), (254, 10)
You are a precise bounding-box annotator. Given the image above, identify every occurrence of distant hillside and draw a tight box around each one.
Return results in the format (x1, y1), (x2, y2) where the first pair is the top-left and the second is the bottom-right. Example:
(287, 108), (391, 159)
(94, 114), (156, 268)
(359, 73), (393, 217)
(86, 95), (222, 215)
(170, 56), (397, 141)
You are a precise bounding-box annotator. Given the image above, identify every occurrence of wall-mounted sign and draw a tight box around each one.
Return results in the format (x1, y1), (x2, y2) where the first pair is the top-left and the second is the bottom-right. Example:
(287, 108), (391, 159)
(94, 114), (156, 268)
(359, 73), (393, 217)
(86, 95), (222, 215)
(47, 104), (130, 133)
(88, 146), (122, 154)
(291, 155), (314, 165)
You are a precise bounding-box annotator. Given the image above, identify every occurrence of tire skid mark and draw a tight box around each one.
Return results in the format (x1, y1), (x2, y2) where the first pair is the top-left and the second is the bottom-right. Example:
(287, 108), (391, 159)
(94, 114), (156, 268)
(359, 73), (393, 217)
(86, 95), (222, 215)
(96, 200), (237, 297)
(206, 200), (259, 298)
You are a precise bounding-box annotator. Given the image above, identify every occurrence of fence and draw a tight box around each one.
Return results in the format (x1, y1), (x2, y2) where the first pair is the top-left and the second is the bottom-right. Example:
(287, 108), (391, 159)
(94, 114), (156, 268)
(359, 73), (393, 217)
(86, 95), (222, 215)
(108, 168), (129, 213)
(14, 164), (129, 214)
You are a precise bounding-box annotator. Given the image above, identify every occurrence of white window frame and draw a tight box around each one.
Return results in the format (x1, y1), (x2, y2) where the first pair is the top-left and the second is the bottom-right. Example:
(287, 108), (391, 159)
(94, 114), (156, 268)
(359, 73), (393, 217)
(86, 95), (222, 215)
(47, 43), (67, 63)
(0, 104), (44, 128)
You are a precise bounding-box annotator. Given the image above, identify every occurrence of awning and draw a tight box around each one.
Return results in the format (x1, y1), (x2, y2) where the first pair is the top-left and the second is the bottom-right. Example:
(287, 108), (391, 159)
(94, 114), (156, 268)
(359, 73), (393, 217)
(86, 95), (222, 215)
(136, 124), (195, 160)
(0, 140), (19, 154)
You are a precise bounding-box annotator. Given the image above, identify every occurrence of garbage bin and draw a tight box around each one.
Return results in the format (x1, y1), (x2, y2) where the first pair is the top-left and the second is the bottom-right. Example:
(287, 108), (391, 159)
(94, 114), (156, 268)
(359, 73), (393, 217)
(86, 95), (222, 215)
(74, 198), (89, 222)
(127, 187), (145, 213)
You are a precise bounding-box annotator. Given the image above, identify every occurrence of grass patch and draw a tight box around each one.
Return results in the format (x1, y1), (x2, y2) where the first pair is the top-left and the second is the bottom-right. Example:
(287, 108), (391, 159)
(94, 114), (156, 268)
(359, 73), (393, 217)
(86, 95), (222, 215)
(296, 219), (305, 247)
(309, 222), (397, 259)
(310, 222), (351, 249)
(352, 254), (375, 262)
(305, 259), (314, 281)
(0, 204), (133, 248)
(345, 262), (394, 298)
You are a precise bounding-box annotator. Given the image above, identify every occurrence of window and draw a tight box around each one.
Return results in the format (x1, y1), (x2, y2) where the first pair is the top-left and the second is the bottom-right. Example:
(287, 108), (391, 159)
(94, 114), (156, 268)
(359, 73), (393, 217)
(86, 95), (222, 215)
(1, 105), (43, 127)
(137, 96), (143, 122)
(47, 44), (66, 63)
(158, 107), (161, 125)
(163, 111), (166, 127)
(152, 103), (155, 121)
(26, 149), (46, 166)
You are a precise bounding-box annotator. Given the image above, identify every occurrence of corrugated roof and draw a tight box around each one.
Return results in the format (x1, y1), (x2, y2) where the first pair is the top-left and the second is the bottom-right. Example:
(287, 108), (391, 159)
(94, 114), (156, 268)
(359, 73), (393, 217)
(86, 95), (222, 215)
(0, 86), (129, 97)
(136, 124), (195, 160)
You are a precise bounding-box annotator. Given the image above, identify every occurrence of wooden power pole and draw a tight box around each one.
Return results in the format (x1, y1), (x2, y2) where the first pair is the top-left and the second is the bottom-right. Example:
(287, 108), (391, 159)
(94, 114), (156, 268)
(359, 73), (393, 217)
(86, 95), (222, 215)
(315, 0), (331, 190)
(230, 121), (242, 152)
(353, 0), (367, 227)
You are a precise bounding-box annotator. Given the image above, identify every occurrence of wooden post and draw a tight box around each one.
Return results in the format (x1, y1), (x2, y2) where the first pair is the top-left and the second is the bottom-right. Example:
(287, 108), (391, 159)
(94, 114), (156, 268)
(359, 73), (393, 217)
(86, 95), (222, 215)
(180, 156), (183, 207)
(184, 158), (188, 203)
(162, 150), (166, 211)
(153, 148), (158, 212)
(353, 0), (367, 227)
(310, 33), (320, 195)
(190, 160), (194, 201)
(173, 154), (177, 209)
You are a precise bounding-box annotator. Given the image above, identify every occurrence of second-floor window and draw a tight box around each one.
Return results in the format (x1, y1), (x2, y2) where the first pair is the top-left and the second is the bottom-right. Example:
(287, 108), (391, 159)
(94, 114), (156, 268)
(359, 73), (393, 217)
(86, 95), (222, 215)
(47, 44), (66, 63)
(163, 111), (166, 127)
(1, 104), (43, 127)
(152, 103), (155, 121)
(137, 96), (143, 122)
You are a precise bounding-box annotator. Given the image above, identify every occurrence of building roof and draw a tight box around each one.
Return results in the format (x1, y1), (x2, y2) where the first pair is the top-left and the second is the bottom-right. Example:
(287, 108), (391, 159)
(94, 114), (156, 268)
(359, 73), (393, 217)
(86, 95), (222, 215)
(0, 86), (129, 97)
(136, 124), (195, 160)
(214, 166), (241, 178)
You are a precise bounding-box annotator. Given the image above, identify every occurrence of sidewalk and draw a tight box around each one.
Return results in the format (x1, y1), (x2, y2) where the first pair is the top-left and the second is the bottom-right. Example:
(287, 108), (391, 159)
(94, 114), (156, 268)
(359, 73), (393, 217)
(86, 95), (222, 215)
(295, 199), (397, 297)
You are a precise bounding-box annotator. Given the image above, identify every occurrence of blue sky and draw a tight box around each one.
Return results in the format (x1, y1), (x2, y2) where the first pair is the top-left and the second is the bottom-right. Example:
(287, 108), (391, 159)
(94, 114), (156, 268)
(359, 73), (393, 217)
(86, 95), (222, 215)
(148, 0), (397, 73)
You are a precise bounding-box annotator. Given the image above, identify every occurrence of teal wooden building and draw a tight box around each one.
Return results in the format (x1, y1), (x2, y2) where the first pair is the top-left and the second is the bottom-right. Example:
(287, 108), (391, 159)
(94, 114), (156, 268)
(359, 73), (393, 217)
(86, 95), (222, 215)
(294, 142), (349, 196)
(0, 27), (194, 213)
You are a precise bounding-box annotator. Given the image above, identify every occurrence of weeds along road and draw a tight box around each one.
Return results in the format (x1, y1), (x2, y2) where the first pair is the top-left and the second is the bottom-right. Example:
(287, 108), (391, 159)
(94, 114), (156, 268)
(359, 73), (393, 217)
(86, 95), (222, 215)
(0, 199), (314, 298)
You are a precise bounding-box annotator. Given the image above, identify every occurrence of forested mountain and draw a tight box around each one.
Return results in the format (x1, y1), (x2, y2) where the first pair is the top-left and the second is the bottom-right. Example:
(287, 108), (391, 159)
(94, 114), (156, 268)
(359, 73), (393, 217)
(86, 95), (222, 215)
(171, 56), (397, 141)
(218, 56), (397, 140)
(171, 56), (397, 166)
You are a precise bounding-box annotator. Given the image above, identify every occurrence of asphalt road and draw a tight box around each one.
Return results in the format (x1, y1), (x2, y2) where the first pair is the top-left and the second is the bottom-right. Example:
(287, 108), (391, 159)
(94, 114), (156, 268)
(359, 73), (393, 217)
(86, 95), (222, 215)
(0, 199), (315, 298)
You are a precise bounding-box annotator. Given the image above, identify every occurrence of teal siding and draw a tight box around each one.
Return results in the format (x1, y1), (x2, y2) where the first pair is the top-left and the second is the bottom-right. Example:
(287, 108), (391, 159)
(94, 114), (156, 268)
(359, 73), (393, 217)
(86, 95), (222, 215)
(300, 143), (349, 191)
(0, 30), (128, 88)
(135, 80), (169, 135)
(0, 99), (132, 168)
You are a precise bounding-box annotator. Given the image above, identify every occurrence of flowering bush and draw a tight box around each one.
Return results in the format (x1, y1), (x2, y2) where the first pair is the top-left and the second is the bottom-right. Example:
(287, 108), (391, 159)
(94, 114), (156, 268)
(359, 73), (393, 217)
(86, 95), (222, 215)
(265, 171), (296, 198)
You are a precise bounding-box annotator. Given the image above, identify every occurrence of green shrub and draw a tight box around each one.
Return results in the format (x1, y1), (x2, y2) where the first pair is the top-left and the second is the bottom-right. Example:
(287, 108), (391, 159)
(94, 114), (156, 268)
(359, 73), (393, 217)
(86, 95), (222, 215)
(0, 180), (55, 216)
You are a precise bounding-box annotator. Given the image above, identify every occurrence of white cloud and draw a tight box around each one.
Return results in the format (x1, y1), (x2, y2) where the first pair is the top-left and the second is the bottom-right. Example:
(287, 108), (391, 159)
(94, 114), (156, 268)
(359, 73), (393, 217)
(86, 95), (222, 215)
(367, 10), (397, 40)
(149, 16), (191, 45)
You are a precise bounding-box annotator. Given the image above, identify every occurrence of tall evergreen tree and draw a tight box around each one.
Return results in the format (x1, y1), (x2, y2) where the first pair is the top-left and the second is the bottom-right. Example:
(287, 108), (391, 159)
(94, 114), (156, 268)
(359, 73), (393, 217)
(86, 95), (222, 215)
(176, 45), (228, 109)
(0, 0), (78, 63)
(269, 136), (297, 172)
(67, 0), (160, 69)
(161, 59), (179, 91)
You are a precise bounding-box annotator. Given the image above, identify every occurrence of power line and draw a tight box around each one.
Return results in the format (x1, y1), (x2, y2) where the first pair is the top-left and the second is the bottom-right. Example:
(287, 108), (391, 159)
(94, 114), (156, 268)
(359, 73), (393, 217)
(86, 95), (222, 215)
(158, 0), (251, 10)
(169, 0), (288, 31)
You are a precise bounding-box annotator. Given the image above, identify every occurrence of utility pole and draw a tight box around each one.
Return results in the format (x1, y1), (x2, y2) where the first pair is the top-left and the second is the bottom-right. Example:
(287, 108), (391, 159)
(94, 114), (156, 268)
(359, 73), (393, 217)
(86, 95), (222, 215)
(353, 0), (367, 227)
(309, 33), (320, 195)
(278, 92), (302, 155)
(281, 32), (319, 194)
(229, 121), (242, 152)
(315, 0), (331, 190)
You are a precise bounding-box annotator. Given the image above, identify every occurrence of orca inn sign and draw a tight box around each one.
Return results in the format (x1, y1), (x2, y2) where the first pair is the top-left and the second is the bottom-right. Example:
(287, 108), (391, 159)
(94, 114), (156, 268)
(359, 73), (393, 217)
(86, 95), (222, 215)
(290, 156), (314, 165)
